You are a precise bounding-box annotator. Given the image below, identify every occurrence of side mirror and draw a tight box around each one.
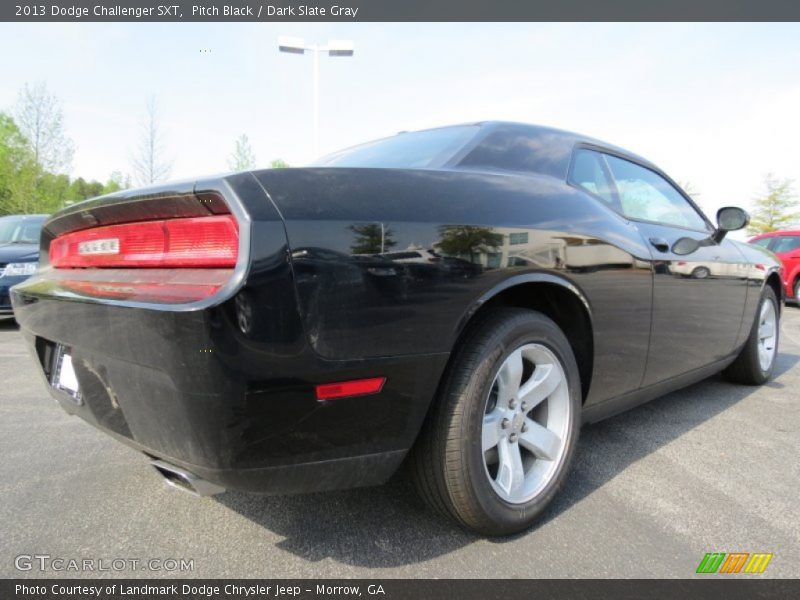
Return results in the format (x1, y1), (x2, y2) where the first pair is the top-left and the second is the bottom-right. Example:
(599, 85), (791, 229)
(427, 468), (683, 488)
(672, 207), (750, 255)
(672, 237), (701, 255)
(712, 206), (750, 243)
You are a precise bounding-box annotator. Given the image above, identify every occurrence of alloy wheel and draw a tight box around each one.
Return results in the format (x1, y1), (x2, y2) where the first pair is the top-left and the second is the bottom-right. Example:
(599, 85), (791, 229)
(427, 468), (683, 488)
(482, 343), (570, 504)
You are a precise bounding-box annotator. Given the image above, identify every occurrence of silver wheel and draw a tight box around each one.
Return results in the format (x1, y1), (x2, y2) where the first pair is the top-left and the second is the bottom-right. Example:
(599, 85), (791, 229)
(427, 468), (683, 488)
(482, 343), (571, 504)
(757, 299), (778, 371)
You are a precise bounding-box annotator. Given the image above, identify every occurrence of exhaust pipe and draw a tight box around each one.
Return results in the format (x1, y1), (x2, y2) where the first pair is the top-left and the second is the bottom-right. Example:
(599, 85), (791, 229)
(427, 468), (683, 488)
(151, 460), (225, 497)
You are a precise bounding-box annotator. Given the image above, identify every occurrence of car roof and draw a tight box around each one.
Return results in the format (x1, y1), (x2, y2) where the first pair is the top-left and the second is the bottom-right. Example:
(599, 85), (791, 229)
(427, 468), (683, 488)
(752, 230), (800, 238)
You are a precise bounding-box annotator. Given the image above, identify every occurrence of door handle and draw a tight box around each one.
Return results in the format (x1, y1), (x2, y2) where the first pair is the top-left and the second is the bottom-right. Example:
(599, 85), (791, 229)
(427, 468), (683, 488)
(648, 237), (670, 253)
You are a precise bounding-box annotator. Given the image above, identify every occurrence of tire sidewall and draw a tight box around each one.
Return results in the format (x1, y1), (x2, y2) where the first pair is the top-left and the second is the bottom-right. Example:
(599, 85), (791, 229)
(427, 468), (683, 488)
(456, 313), (582, 533)
(748, 287), (780, 381)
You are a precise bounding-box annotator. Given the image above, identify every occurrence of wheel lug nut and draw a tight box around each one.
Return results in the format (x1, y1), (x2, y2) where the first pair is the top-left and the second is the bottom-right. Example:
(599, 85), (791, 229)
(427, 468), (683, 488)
(508, 399), (517, 409)
(501, 418), (510, 430)
(509, 433), (518, 442)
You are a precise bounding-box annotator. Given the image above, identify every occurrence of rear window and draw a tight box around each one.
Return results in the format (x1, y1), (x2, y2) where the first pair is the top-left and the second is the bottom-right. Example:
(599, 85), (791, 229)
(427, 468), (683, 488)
(314, 125), (479, 169)
(457, 128), (574, 178)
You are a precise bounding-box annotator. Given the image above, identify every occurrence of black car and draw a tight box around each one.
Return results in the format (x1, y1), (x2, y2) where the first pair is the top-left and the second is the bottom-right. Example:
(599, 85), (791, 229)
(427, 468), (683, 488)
(12, 123), (782, 536)
(0, 214), (47, 318)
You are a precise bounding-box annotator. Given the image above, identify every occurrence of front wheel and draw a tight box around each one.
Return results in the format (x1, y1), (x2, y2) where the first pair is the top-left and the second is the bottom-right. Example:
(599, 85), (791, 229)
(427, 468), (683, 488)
(723, 286), (780, 385)
(410, 308), (581, 536)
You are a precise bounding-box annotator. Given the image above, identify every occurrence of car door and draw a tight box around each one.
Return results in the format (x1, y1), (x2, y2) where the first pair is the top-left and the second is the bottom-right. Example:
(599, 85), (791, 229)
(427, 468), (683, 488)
(598, 152), (749, 386)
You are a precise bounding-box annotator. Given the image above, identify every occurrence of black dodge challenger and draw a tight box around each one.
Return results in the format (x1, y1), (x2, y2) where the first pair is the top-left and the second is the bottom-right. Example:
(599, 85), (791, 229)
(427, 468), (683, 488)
(12, 122), (782, 535)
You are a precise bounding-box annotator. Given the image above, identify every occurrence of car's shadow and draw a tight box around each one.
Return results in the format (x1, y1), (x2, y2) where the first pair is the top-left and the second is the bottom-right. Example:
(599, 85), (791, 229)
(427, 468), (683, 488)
(215, 349), (800, 567)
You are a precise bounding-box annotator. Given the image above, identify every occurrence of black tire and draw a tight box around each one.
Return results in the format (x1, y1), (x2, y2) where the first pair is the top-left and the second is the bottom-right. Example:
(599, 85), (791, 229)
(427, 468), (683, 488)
(723, 286), (780, 385)
(409, 308), (582, 536)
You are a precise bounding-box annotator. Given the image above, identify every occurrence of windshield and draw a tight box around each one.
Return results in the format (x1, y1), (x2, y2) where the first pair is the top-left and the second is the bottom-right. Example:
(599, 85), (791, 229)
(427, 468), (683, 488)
(0, 216), (46, 244)
(313, 125), (479, 169)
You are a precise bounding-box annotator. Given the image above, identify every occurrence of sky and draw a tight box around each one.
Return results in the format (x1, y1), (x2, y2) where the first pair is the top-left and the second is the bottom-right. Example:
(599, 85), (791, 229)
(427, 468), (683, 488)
(1, 22), (799, 229)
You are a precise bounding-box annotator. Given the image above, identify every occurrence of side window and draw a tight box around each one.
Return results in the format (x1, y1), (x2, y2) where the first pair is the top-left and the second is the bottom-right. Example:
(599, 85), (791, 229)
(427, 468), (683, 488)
(772, 236), (800, 253)
(568, 149), (618, 209)
(604, 155), (708, 231)
(751, 237), (772, 249)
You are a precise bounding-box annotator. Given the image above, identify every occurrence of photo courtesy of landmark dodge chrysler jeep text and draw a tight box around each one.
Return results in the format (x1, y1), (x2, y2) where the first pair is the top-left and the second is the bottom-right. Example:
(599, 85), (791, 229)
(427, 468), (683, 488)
(12, 122), (782, 536)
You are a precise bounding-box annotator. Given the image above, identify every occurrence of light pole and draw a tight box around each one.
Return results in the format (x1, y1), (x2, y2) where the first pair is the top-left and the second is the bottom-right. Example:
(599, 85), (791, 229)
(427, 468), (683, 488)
(278, 36), (354, 157)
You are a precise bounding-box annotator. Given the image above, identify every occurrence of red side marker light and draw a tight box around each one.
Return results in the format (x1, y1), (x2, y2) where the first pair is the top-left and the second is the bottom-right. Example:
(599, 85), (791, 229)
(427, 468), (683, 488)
(315, 377), (386, 401)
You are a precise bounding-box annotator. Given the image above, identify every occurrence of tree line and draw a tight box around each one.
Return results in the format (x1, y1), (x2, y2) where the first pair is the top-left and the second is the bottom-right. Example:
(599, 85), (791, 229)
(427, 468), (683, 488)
(1, 82), (796, 231)
(0, 82), (288, 217)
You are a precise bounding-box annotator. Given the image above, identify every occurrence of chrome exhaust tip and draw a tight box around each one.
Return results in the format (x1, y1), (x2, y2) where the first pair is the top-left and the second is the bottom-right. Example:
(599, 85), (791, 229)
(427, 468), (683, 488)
(151, 460), (225, 497)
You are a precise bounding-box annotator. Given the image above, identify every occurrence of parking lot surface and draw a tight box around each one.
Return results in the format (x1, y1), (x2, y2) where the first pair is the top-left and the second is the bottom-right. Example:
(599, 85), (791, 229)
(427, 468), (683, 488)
(1, 310), (799, 578)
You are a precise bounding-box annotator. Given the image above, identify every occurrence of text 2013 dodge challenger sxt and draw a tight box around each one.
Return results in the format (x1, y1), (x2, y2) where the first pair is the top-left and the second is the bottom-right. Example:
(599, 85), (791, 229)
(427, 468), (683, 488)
(12, 122), (783, 535)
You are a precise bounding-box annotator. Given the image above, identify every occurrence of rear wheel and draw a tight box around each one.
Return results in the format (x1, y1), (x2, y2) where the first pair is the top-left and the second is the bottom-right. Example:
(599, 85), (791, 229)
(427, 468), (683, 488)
(410, 308), (581, 536)
(723, 286), (779, 385)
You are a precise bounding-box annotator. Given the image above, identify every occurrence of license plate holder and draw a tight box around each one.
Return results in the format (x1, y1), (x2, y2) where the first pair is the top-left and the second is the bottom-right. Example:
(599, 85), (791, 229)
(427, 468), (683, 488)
(51, 344), (82, 404)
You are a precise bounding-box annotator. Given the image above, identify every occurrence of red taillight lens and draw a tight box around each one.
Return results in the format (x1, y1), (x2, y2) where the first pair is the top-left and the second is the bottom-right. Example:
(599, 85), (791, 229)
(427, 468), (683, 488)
(49, 215), (238, 269)
(315, 377), (386, 401)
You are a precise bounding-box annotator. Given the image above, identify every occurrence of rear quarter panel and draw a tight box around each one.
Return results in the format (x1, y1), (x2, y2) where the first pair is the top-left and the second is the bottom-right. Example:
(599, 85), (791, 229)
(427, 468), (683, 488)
(253, 167), (654, 405)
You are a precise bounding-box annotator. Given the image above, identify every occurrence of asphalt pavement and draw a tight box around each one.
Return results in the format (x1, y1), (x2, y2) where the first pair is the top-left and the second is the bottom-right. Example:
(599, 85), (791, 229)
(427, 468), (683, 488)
(1, 309), (798, 578)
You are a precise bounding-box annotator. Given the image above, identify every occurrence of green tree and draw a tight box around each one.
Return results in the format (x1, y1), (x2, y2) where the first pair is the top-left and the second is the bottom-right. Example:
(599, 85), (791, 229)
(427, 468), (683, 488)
(270, 158), (289, 168)
(435, 225), (503, 262)
(35, 172), (71, 213)
(747, 174), (798, 235)
(66, 177), (105, 203)
(104, 171), (130, 194)
(1, 107), (130, 215)
(0, 113), (37, 215)
(349, 223), (397, 254)
(228, 134), (257, 171)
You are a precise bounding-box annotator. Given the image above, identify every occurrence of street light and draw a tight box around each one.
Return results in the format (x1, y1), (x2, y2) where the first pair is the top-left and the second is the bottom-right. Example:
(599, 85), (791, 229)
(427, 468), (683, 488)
(278, 36), (354, 157)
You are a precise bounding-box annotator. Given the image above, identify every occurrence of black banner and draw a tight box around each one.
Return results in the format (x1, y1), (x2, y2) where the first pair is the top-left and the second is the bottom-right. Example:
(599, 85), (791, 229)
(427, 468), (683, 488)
(3, 579), (800, 600)
(3, 0), (800, 22)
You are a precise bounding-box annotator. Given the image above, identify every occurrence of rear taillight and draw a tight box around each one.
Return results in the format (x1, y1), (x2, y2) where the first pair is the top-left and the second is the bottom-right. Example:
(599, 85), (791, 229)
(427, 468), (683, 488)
(49, 215), (238, 269)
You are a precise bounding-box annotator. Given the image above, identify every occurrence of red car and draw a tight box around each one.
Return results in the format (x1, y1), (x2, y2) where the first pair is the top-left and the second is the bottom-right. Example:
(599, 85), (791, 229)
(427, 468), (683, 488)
(749, 230), (800, 302)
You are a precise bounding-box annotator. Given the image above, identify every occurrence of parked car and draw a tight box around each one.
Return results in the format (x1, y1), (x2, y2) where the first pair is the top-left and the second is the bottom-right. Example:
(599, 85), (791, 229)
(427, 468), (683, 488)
(12, 122), (782, 536)
(0, 214), (48, 319)
(749, 230), (800, 303)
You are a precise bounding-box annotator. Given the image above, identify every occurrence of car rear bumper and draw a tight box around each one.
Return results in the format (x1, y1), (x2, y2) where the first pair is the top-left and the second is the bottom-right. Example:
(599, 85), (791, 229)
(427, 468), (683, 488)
(13, 294), (447, 493)
(9, 175), (451, 495)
